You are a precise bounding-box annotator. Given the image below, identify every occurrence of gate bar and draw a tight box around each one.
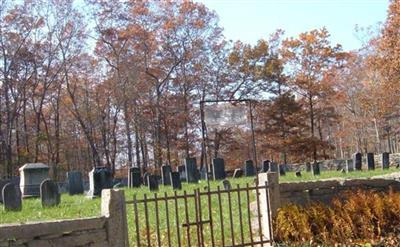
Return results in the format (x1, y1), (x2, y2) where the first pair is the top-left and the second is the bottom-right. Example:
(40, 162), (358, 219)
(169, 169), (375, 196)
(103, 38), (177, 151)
(245, 183), (254, 246)
(154, 193), (161, 247)
(227, 188), (235, 246)
(217, 186), (225, 246)
(236, 184), (245, 245)
(164, 192), (172, 247)
(183, 190), (191, 246)
(174, 191), (181, 247)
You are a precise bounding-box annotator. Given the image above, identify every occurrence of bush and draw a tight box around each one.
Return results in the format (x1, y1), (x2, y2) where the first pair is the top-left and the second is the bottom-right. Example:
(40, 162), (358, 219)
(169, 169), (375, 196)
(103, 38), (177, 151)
(274, 189), (400, 245)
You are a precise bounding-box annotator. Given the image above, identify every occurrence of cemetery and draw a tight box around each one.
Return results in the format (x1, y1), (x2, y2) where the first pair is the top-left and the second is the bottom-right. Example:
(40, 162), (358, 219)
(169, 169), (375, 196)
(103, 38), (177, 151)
(2, 153), (400, 246)
(1, 0), (400, 246)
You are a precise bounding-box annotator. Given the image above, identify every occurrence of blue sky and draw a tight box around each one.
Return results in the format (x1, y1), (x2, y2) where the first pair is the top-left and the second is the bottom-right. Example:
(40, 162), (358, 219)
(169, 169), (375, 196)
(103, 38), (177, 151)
(197, 0), (389, 51)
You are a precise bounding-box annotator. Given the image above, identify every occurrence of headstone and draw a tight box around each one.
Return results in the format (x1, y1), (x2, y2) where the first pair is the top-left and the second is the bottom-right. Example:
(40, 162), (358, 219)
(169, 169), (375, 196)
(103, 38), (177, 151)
(212, 158), (226, 180)
(244, 160), (255, 177)
(161, 165), (172, 185)
(367, 153), (375, 170)
(147, 175), (159, 191)
(67, 171), (84, 195)
(382, 152), (390, 170)
(121, 177), (129, 187)
(345, 159), (354, 173)
(305, 162), (311, 172)
(185, 158), (199, 183)
(128, 167), (141, 188)
(222, 179), (231, 190)
(340, 168), (346, 173)
(312, 162), (320, 176)
(279, 164), (286, 176)
(177, 165), (186, 182)
(2, 183), (21, 211)
(397, 163), (400, 169)
(19, 163), (50, 197)
(0, 179), (10, 203)
(128, 167), (142, 188)
(88, 167), (113, 197)
(10, 176), (20, 186)
(353, 152), (362, 171)
(143, 172), (149, 186)
(170, 172), (182, 190)
(200, 166), (208, 180)
(261, 160), (270, 173)
(295, 171), (301, 177)
(270, 162), (278, 172)
(233, 168), (243, 178)
(40, 179), (60, 207)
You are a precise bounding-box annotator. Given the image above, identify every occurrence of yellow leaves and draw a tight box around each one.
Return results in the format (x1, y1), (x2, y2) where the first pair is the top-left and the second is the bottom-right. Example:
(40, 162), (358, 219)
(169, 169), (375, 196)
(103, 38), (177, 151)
(274, 190), (400, 245)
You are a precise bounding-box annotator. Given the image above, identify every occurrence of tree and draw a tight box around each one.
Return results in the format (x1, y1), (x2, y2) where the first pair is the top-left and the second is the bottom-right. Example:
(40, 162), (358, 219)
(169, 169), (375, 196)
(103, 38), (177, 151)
(281, 28), (345, 162)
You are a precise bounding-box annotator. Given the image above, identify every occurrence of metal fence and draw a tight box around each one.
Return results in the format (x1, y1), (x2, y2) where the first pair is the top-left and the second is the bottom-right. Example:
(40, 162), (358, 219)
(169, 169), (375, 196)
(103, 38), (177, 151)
(126, 182), (272, 247)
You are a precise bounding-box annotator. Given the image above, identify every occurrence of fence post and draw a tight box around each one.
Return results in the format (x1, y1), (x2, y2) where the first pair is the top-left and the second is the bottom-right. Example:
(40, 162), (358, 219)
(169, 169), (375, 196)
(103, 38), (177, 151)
(266, 172), (280, 218)
(258, 172), (279, 244)
(101, 189), (129, 247)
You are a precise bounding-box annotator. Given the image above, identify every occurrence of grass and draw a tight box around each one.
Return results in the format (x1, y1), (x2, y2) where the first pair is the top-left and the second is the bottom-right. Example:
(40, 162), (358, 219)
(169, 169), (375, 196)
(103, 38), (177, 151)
(278, 167), (399, 183)
(1, 168), (399, 246)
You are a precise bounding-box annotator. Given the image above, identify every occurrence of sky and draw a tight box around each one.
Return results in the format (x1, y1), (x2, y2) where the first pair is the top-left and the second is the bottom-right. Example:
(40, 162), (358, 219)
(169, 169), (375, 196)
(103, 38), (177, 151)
(197, 0), (390, 51)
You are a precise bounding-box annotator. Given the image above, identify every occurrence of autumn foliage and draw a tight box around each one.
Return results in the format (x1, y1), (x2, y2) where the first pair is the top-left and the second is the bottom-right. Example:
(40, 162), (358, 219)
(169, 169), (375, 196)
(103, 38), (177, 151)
(274, 190), (400, 246)
(0, 0), (400, 178)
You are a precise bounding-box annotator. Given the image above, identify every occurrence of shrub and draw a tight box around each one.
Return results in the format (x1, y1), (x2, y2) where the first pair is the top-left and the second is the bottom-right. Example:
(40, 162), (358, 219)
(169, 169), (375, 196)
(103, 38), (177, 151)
(274, 189), (400, 245)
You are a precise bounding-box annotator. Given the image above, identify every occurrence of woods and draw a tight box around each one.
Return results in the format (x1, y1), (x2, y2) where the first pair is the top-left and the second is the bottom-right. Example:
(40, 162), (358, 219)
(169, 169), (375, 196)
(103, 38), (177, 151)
(1, 0), (400, 179)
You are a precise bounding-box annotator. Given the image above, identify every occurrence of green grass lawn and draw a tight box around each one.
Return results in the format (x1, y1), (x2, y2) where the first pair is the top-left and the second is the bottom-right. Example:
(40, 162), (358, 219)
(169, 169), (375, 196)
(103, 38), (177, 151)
(1, 168), (399, 246)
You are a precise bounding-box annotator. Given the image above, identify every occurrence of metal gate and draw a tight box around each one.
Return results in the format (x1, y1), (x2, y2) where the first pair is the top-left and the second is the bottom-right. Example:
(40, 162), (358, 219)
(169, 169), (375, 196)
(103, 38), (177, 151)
(127, 182), (273, 246)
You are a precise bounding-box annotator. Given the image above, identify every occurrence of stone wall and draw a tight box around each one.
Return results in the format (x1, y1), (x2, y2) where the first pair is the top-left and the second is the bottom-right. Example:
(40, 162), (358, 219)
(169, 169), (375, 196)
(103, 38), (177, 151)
(0, 189), (128, 247)
(262, 172), (400, 217)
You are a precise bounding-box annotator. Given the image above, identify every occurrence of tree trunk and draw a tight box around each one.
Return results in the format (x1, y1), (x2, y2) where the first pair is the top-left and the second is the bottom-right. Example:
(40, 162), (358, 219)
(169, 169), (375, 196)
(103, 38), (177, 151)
(309, 95), (317, 162)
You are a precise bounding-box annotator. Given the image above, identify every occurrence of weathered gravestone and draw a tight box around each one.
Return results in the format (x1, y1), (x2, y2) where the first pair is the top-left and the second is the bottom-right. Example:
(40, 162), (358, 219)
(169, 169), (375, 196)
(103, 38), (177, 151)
(177, 165), (186, 182)
(161, 165), (172, 185)
(19, 163), (50, 197)
(222, 179), (231, 190)
(212, 158), (226, 180)
(295, 171), (301, 177)
(312, 162), (320, 176)
(143, 172), (149, 186)
(345, 159), (354, 173)
(67, 171), (84, 195)
(233, 168), (243, 178)
(2, 183), (21, 211)
(353, 152), (362, 171)
(147, 175), (159, 191)
(128, 167), (141, 188)
(261, 160), (270, 173)
(306, 162), (311, 172)
(170, 172), (182, 190)
(244, 160), (255, 177)
(279, 164), (286, 176)
(0, 179), (10, 203)
(200, 166), (208, 180)
(40, 179), (60, 207)
(382, 152), (390, 170)
(270, 162), (278, 172)
(88, 167), (113, 197)
(185, 158), (199, 183)
(367, 153), (375, 170)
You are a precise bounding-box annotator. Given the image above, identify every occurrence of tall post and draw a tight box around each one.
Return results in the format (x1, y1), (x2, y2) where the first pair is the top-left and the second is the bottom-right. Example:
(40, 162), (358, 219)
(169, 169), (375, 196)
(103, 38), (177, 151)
(101, 189), (129, 247)
(249, 100), (258, 174)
